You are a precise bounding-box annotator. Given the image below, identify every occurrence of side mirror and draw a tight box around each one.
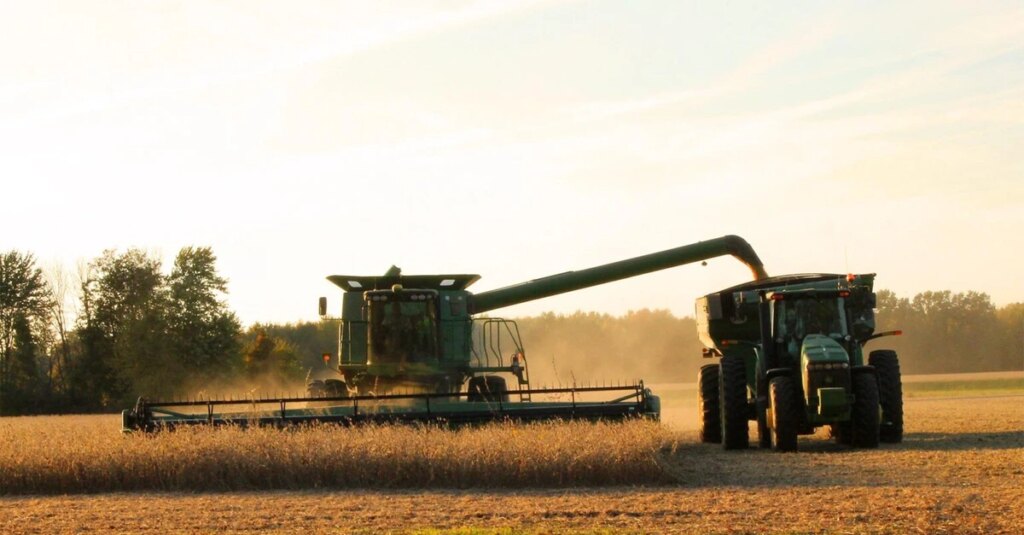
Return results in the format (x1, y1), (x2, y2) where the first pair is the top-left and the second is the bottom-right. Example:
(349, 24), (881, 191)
(318, 297), (327, 317)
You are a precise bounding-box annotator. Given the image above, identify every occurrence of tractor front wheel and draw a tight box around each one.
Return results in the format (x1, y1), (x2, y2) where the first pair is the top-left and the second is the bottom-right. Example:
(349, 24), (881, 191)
(698, 364), (721, 443)
(719, 356), (749, 450)
(769, 375), (799, 452)
(851, 372), (880, 448)
(870, 350), (904, 443)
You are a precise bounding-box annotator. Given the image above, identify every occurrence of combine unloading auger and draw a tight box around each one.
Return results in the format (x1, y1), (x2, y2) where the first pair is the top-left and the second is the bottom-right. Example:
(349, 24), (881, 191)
(123, 235), (766, 432)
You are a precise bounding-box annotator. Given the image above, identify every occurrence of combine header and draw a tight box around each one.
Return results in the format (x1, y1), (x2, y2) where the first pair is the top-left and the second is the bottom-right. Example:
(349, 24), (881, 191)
(123, 235), (768, 432)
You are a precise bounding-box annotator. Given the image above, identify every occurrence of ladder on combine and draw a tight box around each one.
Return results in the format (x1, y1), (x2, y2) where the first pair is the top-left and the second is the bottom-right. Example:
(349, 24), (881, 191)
(472, 318), (532, 402)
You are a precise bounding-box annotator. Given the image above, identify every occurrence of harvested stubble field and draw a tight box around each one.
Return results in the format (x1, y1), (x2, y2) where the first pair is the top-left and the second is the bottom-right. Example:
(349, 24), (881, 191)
(1, 374), (1022, 534)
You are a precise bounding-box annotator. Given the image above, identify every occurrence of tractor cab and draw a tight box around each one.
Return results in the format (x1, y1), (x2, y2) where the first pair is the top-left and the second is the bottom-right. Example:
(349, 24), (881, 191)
(767, 289), (853, 366)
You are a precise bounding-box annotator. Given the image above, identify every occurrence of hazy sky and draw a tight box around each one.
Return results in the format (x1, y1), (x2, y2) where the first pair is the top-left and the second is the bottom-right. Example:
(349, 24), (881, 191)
(2, 0), (1022, 325)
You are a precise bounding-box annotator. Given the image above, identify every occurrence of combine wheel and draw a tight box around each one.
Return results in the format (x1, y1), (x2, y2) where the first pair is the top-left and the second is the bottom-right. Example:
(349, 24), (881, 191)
(851, 372), (880, 448)
(869, 350), (904, 443)
(769, 376), (799, 452)
(468, 376), (509, 403)
(698, 364), (721, 443)
(306, 379), (326, 397)
(719, 356), (749, 450)
(323, 379), (348, 397)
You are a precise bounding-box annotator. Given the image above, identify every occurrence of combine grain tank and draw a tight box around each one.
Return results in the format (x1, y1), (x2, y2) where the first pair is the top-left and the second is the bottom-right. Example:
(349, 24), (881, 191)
(123, 235), (767, 432)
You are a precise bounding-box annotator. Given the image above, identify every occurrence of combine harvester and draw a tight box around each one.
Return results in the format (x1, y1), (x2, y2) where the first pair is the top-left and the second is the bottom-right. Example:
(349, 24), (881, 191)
(696, 273), (904, 452)
(122, 235), (767, 432)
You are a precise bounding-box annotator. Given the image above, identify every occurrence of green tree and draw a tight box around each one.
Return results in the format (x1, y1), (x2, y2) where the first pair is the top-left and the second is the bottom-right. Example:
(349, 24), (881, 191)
(78, 249), (168, 405)
(166, 247), (242, 382)
(996, 303), (1024, 370)
(0, 251), (52, 415)
(242, 327), (304, 380)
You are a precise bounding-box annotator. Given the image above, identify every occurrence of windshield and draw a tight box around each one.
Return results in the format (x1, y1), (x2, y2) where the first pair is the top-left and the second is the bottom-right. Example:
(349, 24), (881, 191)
(369, 299), (439, 365)
(776, 297), (847, 340)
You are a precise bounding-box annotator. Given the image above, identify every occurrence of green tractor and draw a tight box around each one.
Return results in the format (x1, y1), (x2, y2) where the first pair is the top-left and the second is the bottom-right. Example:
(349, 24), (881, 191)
(696, 274), (904, 451)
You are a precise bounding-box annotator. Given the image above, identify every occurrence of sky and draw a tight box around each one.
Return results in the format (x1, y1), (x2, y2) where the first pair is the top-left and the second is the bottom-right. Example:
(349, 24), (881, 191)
(2, 0), (1022, 325)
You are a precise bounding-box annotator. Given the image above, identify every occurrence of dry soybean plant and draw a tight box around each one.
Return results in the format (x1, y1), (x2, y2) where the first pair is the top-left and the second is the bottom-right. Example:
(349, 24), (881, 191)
(0, 415), (676, 495)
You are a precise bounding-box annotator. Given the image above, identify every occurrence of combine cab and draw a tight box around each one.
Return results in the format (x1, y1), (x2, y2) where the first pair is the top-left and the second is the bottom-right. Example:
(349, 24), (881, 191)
(695, 274), (904, 451)
(123, 235), (769, 432)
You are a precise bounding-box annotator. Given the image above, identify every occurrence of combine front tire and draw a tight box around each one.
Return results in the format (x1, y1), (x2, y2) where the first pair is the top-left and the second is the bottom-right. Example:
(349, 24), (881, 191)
(719, 356), (749, 450)
(468, 375), (510, 403)
(870, 350), (904, 443)
(769, 376), (799, 452)
(698, 364), (721, 443)
(851, 372), (880, 448)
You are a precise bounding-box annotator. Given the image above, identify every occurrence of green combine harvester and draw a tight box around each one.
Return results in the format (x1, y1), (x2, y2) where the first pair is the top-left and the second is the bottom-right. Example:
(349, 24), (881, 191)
(122, 235), (768, 432)
(695, 273), (904, 451)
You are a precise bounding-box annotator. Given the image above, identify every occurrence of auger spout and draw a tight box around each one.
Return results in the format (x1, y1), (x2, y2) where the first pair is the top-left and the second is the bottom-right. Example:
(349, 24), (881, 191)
(469, 235), (767, 314)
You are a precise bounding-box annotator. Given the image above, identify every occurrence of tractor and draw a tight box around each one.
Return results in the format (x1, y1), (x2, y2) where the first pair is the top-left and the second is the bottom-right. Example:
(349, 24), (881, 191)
(695, 273), (904, 451)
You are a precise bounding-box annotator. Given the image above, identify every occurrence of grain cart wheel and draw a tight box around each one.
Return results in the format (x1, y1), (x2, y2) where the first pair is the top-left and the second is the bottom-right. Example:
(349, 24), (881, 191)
(829, 423), (852, 445)
(698, 364), (722, 443)
(757, 403), (772, 449)
(851, 372), (880, 448)
(769, 376), (799, 452)
(719, 356), (749, 449)
(869, 350), (904, 443)
(755, 360), (771, 449)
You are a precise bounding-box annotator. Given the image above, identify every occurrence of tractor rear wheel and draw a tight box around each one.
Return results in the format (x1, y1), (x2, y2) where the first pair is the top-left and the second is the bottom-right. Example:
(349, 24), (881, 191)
(719, 356), (749, 450)
(869, 350), (904, 443)
(769, 375), (799, 452)
(851, 372), (880, 448)
(698, 364), (721, 443)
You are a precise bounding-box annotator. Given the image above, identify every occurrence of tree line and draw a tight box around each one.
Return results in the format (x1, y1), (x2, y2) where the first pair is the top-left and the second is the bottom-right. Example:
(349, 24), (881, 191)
(0, 248), (310, 415)
(1, 247), (1021, 415)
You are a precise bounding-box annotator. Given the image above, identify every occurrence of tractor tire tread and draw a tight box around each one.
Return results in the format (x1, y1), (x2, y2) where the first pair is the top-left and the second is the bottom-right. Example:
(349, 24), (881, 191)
(720, 356), (749, 450)
(770, 376), (799, 452)
(698, 364), (722, 443)
(851, 372), (881, 448)
(869, 350), (904, 443)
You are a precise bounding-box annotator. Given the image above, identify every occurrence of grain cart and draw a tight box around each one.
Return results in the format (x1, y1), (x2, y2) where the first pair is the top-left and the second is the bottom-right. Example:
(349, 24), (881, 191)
(695, 274), (903, 452)
(123, 235), (768, 431)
